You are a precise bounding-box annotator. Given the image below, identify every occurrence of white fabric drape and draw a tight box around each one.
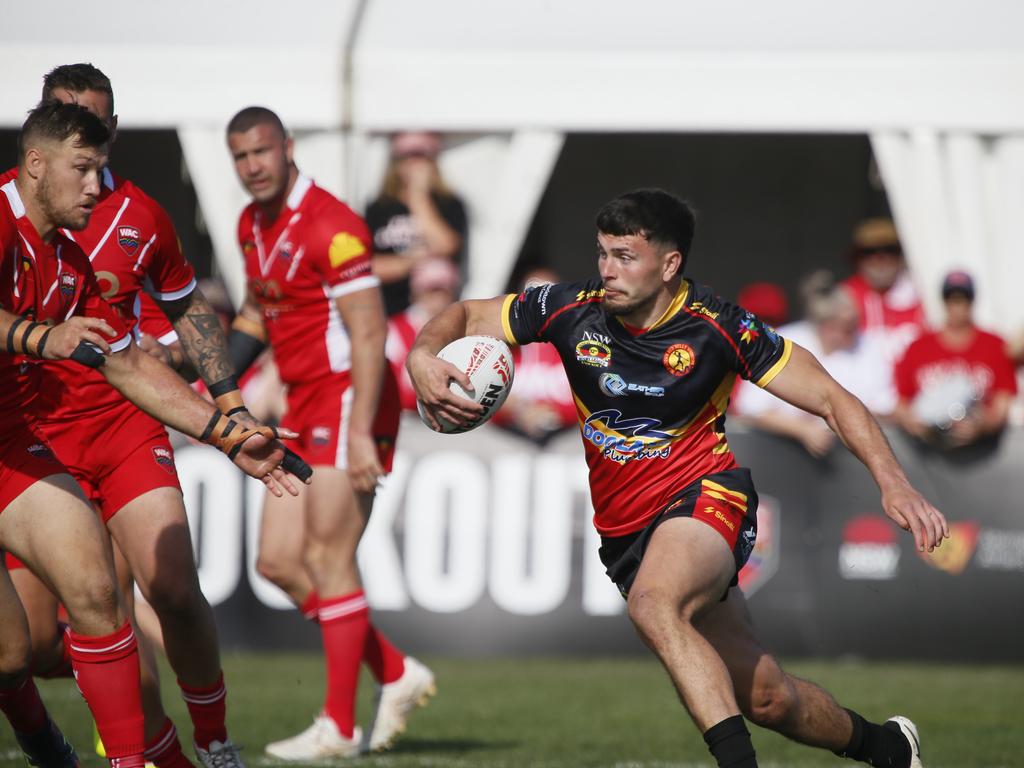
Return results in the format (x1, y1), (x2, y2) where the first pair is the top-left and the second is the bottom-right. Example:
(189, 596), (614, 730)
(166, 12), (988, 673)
(872, 130), (1024, 336)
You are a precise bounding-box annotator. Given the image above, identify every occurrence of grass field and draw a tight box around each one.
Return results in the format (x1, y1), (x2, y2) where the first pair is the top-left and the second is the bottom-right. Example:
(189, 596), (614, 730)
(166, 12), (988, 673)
(2, 654), (1022, 768)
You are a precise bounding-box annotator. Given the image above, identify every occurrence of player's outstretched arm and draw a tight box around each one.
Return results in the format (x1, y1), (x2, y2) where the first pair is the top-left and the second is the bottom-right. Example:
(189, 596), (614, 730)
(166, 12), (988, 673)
(764, 342), (949, 552)
(406, 296), (507, 431)
(100, 342), (301, 497)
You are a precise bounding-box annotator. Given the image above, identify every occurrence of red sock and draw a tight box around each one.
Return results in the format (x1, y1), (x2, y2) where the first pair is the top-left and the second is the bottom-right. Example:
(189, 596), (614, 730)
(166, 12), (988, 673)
(144, 718), (195, 768)
(319, 591), (369, 738)
(178, 672), (227, 750)
(0, 675), (48, 733)
(68, 622), (146, 766)
(364, 624), (405, 684)
(299, 591), (320, 623)
(36, 623), (73, 679)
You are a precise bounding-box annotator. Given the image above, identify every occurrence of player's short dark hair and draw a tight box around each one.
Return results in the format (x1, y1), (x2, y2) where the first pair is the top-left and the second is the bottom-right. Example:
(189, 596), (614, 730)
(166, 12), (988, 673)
(18, 100), (111, 163)
(226, 106), (287, 138)
(596, 189), (696, 268)
(42, 63), (114, 113)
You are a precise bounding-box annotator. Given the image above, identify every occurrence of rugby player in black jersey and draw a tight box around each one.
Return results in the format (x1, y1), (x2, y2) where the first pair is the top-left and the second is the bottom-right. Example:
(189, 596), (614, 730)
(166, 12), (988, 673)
(407, 189), (946, 768)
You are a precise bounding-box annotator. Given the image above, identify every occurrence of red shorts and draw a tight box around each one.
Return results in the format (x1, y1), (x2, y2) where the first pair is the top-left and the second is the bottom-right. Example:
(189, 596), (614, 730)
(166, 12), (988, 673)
(282, 369), (399, 471)
(2, 429), (68, 571)
(38, 402), (180, 524)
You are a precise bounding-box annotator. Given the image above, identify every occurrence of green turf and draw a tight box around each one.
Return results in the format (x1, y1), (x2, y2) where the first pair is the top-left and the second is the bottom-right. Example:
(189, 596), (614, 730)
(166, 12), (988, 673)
(2, 654), (1022, 767)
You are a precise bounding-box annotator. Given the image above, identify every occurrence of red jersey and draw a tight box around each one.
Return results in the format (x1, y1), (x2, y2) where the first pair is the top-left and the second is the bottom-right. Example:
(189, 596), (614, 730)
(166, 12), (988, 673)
(237, 175), (379, 386)
(843, 272), (927, 364)
(386, 308), (422, 411)
(0, 179), (130, 434)
(0, 168), (195, 422)
(895, 327), (1017, 404)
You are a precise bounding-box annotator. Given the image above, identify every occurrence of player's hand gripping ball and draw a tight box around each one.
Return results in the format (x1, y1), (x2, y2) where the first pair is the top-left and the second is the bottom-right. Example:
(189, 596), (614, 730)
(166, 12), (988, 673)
(418, 335), (515, 434)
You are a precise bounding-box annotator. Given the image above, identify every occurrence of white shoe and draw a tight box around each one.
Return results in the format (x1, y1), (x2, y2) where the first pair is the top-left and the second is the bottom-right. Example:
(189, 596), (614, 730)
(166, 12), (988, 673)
(887, 716), (924, 768)
(367, 656), (437, 752)
(264, 715), (361, 761)
(195, 739), (245, 768)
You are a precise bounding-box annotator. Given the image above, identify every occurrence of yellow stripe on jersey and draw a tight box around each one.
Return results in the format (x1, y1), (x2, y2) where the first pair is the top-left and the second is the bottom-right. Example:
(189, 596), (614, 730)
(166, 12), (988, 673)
(648, 280), (691, 331)
(755, 337), (793, 388)
(500, 293), (519, 345)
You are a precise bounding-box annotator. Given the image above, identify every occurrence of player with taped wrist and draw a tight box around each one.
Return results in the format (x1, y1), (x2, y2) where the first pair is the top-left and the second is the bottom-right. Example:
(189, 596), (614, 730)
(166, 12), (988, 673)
(2, 68), (308, 768)
(408, 189), (946, 768)
(226, 106), (433, 760)
(0, 100), (299, 768)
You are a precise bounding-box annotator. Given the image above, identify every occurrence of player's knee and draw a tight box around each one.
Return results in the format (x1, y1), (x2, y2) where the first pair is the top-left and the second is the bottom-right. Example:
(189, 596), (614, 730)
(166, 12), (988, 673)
(145, 570), (202, 619)
(60, 573), (120, 629)
(256, 552), (295, 590)
(627, 587), (682, 645)
(744, 676), (798, 731)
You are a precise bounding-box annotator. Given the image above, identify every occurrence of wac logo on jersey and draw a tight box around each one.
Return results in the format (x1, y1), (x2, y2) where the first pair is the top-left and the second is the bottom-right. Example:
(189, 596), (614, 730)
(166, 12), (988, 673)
(117, 225), (141, 257)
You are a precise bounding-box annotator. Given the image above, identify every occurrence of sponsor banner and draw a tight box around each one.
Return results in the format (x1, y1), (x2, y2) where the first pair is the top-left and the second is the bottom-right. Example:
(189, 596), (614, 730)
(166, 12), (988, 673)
(176, 419), (1024, 661)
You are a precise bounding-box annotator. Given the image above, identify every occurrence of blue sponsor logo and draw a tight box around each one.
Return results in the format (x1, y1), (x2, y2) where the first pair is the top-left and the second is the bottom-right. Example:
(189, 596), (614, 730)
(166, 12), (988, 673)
(582, 409), (672, 463)
(598, 373), (665, 398)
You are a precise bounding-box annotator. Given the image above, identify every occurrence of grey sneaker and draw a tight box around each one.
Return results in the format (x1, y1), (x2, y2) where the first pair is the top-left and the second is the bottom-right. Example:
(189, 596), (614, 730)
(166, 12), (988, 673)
(194, 739), (244, 768)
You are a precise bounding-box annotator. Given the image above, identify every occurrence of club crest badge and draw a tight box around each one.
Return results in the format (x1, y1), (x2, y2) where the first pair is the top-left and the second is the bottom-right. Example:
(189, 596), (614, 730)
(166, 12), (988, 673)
(117, 225), (141, 257)
(662, 343), (695, 376)
(152, 446), (176, 475)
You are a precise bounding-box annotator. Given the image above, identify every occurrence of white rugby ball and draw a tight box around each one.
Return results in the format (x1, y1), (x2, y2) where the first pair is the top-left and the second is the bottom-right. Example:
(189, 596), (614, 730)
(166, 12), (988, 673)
(417, 335), (515, 434)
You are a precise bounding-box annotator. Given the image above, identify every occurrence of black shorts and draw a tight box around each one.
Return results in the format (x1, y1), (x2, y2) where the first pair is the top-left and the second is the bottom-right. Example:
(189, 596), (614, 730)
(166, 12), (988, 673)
(598, 467), (759, 599)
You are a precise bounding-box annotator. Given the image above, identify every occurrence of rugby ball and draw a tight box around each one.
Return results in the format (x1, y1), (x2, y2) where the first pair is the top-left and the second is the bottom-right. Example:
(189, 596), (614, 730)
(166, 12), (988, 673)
(417, 335), (514, 434)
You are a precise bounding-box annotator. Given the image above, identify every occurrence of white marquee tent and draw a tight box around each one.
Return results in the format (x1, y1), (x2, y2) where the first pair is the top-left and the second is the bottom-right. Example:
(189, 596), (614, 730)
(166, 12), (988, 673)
(3, 0), (1023, 329)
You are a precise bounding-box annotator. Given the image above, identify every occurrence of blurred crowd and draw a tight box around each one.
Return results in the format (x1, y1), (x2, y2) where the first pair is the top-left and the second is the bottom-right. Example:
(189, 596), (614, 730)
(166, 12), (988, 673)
(209, 132), (1022, 455)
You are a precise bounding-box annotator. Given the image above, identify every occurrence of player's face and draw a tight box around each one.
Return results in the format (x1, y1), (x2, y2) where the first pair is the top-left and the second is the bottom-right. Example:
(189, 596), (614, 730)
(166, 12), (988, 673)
(33, 136), (105, 230)
(228, 124), (293, 204)
(597, 232), (675, 317)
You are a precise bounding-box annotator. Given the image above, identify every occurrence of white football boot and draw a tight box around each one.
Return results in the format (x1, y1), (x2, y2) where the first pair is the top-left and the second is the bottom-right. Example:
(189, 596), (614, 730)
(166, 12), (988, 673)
(366, 657), (437, 752)
(887, 716), (924, 768)
(264, 716), (361, 761)
(194, 739), (245, 768)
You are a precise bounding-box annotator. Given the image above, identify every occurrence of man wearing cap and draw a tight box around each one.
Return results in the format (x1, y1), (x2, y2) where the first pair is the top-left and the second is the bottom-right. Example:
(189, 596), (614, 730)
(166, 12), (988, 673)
(893, 271), (1016, 447)
(842, 218), (926, 368)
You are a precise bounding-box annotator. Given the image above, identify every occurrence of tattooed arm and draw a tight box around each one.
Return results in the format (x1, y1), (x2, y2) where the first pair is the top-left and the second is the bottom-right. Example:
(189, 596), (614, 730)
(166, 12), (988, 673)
(158, 288), (236, 390)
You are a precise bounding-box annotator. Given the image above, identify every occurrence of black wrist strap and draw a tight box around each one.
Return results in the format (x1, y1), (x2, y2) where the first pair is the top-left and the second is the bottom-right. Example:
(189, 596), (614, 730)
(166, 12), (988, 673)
(6, 317), (27, 354)
(35, 327), (53, 359)
(226, 405), (249, 417)
(208, 376), (240, 398)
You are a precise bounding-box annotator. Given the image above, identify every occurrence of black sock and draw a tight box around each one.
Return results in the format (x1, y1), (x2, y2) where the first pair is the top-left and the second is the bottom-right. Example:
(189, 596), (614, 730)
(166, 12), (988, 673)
(834, 709), (911, 768)
(703, 714), (758, 768)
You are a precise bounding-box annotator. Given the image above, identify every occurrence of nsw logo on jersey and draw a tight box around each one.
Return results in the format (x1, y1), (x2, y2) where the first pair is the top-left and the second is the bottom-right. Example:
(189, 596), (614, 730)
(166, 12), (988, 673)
(662, 343), (696, 376)
(575, 339), (611, 368)
(117, 225), (141, 257)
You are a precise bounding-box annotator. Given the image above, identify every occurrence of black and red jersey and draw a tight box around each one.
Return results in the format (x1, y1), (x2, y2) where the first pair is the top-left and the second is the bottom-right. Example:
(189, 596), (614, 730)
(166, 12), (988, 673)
(502, 277), (792, 537)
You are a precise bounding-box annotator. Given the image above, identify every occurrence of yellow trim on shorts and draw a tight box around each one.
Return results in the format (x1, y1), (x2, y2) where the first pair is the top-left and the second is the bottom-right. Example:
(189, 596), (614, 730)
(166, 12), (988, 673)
(701, 478), (749, 509)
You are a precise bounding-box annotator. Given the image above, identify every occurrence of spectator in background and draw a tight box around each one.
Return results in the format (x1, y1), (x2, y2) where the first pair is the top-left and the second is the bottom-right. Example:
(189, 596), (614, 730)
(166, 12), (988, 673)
(894, 270), (1016, 448)
(842, 217), (927, 382)
(733, 271), (893, 457)
(386, 258), (462, 411)
(367, 132), (468, 316)
(491, 268), (577, 444)
(736, 281), (789, 328)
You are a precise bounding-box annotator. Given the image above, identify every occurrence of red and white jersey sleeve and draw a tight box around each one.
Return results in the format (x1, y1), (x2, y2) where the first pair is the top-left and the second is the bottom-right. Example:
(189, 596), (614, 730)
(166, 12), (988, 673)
(238, 176), (382, 387)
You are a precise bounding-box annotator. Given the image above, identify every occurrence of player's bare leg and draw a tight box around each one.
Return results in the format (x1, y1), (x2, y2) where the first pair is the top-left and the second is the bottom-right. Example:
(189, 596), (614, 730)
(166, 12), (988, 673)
(255, 482), (314, 606)
(9, 566), (68, 677)
(700, 589), (918, 767)
(0, 559), (79, 767)
(108, 487), (235, 766)
(0, 473), (146, 766)
(626, 517), (757, 767)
